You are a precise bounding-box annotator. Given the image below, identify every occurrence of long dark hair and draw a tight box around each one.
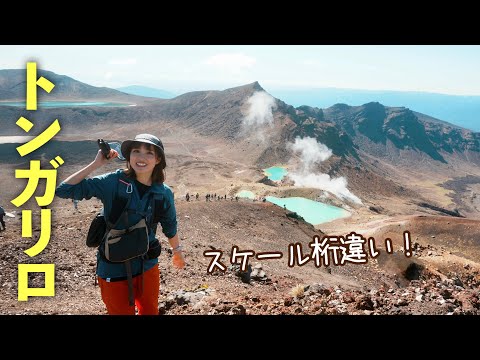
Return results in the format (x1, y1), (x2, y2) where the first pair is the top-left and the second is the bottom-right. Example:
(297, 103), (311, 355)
(124, 142), (166, 184)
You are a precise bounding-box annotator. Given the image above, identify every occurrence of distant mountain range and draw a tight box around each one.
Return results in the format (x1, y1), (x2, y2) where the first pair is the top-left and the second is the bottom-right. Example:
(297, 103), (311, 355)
(2, 70), (480, 215)
(269, 88), (480, 132)
(113, 84), (480, 132)
(0, 70), (478, 167)
(2, 73), (477, 169)
(0, 69), (151, 104)
(116, 85), (176, 99)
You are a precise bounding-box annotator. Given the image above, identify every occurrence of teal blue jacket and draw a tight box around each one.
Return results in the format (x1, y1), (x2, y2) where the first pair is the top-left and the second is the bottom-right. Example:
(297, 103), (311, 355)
(55, 169), (177, 280)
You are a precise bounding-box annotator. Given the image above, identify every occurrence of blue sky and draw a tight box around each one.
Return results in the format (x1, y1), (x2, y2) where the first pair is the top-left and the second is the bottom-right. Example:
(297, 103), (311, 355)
(1, 45), (479, 95)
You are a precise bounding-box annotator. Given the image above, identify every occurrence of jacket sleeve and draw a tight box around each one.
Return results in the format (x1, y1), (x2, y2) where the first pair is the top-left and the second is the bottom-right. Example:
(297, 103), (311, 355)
(158, 186), (178, 239)
(55, 171), (116, 202)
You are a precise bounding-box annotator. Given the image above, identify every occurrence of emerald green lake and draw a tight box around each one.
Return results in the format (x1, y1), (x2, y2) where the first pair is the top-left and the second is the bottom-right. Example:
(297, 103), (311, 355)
(236, 190), (256, 199)
(264, 166), (288, 181)
(266, 196), (350, 225)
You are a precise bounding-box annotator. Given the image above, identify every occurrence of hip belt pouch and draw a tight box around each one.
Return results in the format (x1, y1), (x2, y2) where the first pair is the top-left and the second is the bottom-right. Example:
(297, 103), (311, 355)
(102, 218), (149, 262)
(86, 212), (107, 248)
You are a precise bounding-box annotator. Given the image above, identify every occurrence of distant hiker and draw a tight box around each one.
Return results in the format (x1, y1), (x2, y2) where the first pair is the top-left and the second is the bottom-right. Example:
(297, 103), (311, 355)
(283, 204), (286, 210)
(56, 133), (185, 315)
(72, 199), (79, 211)
(196, 193), (199, 200)
(186, 193), (190, 202)
(224, 194), (227, 200)
(0, 205), (5, 231)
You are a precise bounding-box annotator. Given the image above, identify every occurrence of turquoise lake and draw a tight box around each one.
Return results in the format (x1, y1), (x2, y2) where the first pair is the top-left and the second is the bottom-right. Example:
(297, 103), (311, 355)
(266, 196), (350, 225)
(236, 190), (255, 199)
(0, 101), (132, 108)
(264, 166), (288, 181)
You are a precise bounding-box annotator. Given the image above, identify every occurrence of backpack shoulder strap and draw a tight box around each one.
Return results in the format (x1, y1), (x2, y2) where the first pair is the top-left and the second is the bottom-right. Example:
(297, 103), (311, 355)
(107, 174), (159, 233)
(105, 174), (133, 231)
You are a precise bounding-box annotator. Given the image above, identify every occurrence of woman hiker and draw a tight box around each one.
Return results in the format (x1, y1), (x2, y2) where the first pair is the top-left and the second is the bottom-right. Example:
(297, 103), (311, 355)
(56, 134), (185, 315)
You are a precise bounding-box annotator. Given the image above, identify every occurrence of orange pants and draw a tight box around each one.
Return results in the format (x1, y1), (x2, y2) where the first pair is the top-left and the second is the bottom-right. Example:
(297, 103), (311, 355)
(98, 264), (160, 315)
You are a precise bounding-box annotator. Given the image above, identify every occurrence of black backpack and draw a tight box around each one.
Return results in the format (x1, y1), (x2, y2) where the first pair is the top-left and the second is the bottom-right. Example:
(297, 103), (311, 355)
(86, 175), (163, 306)
(86, 176), (160, 252)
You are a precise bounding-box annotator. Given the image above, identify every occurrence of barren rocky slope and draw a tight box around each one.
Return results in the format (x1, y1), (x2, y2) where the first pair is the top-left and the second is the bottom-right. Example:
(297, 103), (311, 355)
(0, 69), (151, 103)
(1, 199), (478, 315)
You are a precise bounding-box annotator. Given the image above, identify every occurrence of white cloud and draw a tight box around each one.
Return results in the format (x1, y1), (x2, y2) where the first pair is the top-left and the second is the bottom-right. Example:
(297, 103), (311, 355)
(108, 58), (137, 65)
(104, 72), (113, 80)
(205, 53), (256, 71)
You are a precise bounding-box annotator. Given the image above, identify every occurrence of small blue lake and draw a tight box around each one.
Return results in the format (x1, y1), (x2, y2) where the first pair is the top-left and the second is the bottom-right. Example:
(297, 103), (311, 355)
(266, 196), (350, 225)
(236, 190), (255, 199)
(264, 166), (288, 181)
(0, 101), (132, 108)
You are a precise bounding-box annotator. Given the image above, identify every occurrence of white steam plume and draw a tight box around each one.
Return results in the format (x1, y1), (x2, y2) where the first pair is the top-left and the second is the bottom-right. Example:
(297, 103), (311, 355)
(243, 91), (277, 127)
(288, 137), (332, 172)
(288, 136), (362, 204)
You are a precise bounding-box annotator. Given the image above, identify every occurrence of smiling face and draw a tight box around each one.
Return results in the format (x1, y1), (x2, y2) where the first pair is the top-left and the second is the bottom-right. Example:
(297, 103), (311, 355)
(128, 143), (161, 177)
